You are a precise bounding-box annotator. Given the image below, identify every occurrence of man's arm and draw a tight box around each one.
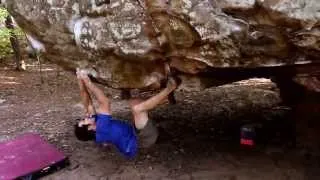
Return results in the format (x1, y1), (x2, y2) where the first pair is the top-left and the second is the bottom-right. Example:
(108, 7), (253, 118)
(80, 75), (111, 115)
(78, 78), (95, 116)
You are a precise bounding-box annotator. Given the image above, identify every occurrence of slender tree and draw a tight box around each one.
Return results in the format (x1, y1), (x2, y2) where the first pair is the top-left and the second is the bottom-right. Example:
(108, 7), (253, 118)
(5, 15), (24, 70)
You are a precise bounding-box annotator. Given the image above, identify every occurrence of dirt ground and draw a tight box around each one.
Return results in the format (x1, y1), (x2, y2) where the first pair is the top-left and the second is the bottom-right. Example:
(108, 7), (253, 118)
(1, 60), (320, 180)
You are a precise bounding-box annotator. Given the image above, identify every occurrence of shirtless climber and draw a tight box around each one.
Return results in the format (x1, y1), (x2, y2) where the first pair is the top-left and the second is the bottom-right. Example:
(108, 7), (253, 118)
(74, 69), (179, 158)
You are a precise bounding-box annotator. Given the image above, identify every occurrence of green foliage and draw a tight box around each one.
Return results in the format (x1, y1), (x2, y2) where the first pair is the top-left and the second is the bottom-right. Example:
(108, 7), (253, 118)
(0, 8), (8, 21)
(0, 8), (24, 59)
(0, 30), (13, 58)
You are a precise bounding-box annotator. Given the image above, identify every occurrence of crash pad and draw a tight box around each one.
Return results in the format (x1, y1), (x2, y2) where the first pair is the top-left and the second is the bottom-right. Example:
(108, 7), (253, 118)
(0, 133), (68, 180)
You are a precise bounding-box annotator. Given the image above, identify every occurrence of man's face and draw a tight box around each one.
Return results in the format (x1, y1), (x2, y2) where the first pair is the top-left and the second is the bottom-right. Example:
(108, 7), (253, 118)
(78, 117), (96, 130)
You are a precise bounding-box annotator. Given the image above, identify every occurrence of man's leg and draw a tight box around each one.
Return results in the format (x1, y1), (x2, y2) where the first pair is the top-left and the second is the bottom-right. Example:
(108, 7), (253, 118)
(133, 78), (178, 113)
(130, 78), (178, 147)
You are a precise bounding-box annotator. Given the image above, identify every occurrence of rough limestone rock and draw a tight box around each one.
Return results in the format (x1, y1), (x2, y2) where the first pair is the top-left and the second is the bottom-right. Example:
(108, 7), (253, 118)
(3, 0), (320, 91)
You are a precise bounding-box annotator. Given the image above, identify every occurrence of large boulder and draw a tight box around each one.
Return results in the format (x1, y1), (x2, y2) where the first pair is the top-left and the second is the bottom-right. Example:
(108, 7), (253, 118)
(3, 0), (320, 90)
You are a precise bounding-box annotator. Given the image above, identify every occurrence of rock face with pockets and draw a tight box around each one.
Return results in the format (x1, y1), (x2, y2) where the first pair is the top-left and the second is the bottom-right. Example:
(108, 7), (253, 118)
(3, 0), (320, 91)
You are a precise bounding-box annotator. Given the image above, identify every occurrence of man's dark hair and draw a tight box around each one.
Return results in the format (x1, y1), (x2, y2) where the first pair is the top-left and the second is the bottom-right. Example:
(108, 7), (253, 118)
(74, 124), (96, 141)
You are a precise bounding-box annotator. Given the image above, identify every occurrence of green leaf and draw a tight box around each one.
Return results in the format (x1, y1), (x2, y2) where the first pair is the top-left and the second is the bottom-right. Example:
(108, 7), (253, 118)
(0, 8), (8, 22)
(0, 8), (26, 59)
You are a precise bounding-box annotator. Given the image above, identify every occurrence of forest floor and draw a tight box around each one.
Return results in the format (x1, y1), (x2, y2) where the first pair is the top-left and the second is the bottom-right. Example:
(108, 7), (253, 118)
(1, 59), (320, 180)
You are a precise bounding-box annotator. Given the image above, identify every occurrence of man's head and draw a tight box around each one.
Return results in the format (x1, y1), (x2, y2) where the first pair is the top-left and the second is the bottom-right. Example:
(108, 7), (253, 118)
(74, 118), (96, 141)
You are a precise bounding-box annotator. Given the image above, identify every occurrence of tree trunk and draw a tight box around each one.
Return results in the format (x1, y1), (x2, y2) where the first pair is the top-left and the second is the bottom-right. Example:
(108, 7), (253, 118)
(5, 15), (24, 70)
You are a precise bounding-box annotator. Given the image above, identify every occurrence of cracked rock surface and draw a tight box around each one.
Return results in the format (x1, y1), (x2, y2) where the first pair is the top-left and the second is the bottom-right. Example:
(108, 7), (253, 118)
(3, 0), (319, 90)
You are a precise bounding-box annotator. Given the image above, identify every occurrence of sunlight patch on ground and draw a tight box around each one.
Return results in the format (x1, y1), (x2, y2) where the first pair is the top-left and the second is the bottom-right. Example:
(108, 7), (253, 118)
(0, 99), (6, 104)
(24, 64), (56, 72)
(0, 81), (21, 85)
(40, 68), (56, 72)
(0, 76), (16, 80)
(0, 75), (20, 85)
(234, 78), (272, 85)
(221, 78), (273, 88)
